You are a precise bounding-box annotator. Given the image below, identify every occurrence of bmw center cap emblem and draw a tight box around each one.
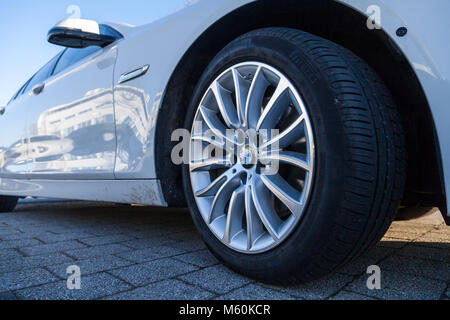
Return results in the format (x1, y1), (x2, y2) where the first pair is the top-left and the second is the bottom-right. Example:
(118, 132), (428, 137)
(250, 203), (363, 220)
(240, 146), (256, 166)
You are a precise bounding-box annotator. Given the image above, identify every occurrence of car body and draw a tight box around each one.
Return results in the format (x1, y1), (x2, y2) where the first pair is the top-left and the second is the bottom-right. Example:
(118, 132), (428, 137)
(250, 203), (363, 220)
(0, 1), (449, 280)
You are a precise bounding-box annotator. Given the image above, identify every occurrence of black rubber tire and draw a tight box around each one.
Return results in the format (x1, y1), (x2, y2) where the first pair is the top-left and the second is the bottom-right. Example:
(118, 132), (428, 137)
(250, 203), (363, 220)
(0, 196), (18, 213)
(182, 28), (407, 284)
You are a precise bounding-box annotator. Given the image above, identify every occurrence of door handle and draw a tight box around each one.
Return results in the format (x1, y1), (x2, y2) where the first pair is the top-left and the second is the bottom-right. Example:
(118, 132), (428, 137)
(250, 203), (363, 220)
(32, 83), (45, 95)
(0, 107), (5, 116)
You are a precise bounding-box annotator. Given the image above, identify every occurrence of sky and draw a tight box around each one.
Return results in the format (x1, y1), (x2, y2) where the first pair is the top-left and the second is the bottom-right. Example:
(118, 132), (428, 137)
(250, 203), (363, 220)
(0, 0), (192, 106)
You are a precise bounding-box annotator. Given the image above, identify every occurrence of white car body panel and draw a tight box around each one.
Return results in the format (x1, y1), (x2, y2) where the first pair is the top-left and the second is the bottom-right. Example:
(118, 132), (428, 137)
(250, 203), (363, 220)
(0, 0), (449, 216)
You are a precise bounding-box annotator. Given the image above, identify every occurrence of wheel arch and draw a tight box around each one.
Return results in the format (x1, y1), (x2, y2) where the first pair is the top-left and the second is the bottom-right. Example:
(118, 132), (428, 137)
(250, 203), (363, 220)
(155, 0), (446, 215)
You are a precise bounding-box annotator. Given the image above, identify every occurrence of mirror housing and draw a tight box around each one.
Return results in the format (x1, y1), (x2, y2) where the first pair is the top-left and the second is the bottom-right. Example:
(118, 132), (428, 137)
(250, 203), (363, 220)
(48, 19), (119, 48)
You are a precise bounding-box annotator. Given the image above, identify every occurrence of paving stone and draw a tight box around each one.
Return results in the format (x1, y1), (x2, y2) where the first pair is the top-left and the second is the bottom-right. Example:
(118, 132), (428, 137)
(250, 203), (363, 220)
(376, 240), (407, 249)
(262, 273), (353, 300)
(397, 244), (450, 263)
(216, 284), (295, 300)
(179, 265), (251, 295)
(120, 237), (179, 250)
(0, 239), (42, 250)
(0, 291), (17, 300)
(65, 244), (132, 260)
(173, 249), (219, 268)
(0, 252), (74, 274)
(20, 241), (87, 256)
(329, 290), (376, 300)
(380, 255), (450, 281)
(116, 245), (185, 263)
(166, 239), (207, 252)
(338, 247), (395, 276)
(46, 255), (134, 278)
(36, 232), (95, 244)
(345, 271), (446, 300)
(0, 249), (24, 261)
(413, 232), (450, 249)
(104, 279), (214, 300)
(15, 272), (132, 300)
(78, 234), (136, 246)
(0, 268), (58, 292)
(109, 258), (198, 287)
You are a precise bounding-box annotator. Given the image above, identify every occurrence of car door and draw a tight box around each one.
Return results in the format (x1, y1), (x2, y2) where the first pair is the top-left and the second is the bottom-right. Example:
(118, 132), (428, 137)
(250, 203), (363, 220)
(26, 44), (118, 179)
(0, 56), (59, 178)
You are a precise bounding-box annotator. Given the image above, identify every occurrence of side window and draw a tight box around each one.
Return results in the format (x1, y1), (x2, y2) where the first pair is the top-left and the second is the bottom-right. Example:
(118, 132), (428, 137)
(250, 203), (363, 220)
(23, 54), (60, 94)
(52, 46), (102, 76)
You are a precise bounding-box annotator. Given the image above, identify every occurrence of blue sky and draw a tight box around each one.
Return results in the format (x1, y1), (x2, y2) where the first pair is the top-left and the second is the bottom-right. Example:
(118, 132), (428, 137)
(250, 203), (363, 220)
(0, 0), (190, 106)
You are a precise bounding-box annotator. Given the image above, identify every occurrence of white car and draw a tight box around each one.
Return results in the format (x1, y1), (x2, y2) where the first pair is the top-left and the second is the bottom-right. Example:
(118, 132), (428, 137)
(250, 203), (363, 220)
(1, 0), (449, 283)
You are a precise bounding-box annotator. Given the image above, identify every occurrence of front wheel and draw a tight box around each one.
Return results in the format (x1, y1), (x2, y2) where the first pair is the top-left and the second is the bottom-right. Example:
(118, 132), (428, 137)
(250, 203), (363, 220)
(182, 28), (406, 284)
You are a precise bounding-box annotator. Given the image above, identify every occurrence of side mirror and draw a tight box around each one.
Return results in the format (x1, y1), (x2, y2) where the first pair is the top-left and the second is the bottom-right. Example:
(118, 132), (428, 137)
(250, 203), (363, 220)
(0, 107), (5, 116)
(48, 18), (120, 48)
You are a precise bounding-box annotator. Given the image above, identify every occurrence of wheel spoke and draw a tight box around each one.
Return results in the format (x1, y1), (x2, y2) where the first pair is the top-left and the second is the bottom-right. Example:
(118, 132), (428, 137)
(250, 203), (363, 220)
(224, 185), (246, 244)
(190, 156), (232, 172)
(200, 106), (235, 145)
(251, 176), (282, 241)
(245, 66), (270, 129)
(260, 151), (311, 172)
(245, 185), (265, 250)
(260, 174), (304, 217)
(232, 68), (251, 126)
(256, 79), (290, 131)
(195, 166), (239, 197)
(208, 176), (242, 224)
(260, 114), (305, 150)
(211, 81), (240, 129)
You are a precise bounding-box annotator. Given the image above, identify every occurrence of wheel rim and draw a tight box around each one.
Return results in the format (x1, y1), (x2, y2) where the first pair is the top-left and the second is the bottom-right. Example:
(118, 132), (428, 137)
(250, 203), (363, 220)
(189, 62), (315, 254)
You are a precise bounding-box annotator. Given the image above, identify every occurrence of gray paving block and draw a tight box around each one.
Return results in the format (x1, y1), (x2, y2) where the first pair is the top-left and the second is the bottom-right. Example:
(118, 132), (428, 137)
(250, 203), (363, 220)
(0, 252), (74, 274)
(104, 279), (214, 300)
(397, 244), (450, 263)
(216, 284), (295, 300)
(20, 241), (87, 256)
(173, 250), (219, 268)
(179, 265), (251, 295)
(329, 290), (376, 300)
(36, 232), (95, 244)
(109, 258), (198, 287)
(338, 247), (395, 276)
(65, 244), (132, 260)
(78, 234), (136, 246)
(0, 291), (17, 300)
(46, 255), (134, 278)
(413, 232), (450, 249)
(345, 270), (446, 300)
(0, 268), (58, 292)
(15, 272), (132, 300)
(377, 240), (408, 249)
(262, 273), (353, 300)
(380, 255), (450, 281)
(0, 249), (24, 261)
(120, 237), (179, 250)
(165, 239), (207, 252)
(116, 245), (185, 263)
(0, 239), (42, 250)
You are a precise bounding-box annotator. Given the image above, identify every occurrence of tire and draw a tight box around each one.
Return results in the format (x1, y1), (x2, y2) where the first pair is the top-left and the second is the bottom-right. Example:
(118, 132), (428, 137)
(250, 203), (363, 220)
(0, 196), (19, 213)
(181, 28), (406, 284)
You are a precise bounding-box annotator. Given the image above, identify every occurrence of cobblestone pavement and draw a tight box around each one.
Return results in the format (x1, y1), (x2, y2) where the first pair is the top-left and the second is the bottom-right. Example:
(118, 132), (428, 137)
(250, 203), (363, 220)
(0, 201), (448, 300)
